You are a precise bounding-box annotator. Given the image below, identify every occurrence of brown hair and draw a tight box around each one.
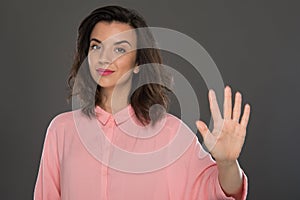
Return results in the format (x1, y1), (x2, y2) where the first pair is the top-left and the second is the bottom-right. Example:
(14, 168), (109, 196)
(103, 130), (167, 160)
(67, 5), (172, 125)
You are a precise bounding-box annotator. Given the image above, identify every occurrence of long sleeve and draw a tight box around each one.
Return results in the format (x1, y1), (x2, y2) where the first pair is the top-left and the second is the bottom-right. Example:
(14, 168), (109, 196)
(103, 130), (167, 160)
(186, 136), (248, 200)
(32, 107), (248, 200)
(34, 124), (61, 200)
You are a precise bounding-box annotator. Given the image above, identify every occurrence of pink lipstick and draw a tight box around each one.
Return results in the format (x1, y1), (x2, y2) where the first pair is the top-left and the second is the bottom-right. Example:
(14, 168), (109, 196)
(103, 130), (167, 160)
(96, 68), (114, 76)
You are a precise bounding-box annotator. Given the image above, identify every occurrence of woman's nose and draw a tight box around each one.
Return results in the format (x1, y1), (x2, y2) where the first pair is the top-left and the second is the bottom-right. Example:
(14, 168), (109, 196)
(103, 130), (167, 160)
(98, 47), (113, 65)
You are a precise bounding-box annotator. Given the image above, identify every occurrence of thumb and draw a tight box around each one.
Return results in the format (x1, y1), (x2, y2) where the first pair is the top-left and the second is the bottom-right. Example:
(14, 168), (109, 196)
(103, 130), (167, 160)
(195, 120), (209, 139)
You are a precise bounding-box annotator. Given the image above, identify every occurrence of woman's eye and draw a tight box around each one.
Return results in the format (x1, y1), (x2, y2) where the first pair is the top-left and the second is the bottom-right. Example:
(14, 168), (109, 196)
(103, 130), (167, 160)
(115, 47), (126, 53)
(91, 45), (101, 50)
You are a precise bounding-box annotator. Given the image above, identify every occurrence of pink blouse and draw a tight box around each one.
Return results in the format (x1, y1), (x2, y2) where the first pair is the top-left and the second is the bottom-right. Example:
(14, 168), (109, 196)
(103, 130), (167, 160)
(34, 104), (247, 200)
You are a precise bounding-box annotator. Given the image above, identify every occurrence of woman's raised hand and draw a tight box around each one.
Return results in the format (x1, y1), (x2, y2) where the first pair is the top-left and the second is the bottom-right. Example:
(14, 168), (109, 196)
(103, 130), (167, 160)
(196, 86), (251, 165)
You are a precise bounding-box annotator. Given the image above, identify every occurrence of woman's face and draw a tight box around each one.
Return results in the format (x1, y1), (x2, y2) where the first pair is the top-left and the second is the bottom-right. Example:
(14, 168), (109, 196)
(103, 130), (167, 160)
(88, 21), (137, 89)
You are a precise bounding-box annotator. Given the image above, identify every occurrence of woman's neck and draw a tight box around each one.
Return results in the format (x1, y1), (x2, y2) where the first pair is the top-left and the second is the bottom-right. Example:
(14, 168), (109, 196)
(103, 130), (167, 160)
(99, 83), (132, 114)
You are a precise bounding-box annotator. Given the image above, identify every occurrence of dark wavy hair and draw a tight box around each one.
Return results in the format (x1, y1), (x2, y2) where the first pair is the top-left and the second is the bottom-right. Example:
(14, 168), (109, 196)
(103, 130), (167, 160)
(67, 5), (172, 125)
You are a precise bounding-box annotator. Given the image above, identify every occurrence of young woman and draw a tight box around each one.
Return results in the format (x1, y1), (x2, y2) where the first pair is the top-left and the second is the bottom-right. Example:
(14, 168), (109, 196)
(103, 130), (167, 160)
(34, 5), (251, 200)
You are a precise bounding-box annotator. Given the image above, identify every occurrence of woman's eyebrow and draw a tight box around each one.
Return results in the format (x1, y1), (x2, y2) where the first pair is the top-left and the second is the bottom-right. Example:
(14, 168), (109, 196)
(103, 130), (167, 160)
(90, 38), (101, 43)
(114, 40), (132, 47)
(90, 38), (132, 47)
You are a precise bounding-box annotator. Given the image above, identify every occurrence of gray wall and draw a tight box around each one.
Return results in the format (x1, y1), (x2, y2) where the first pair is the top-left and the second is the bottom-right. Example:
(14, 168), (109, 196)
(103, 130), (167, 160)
(1, 0), (299, 199)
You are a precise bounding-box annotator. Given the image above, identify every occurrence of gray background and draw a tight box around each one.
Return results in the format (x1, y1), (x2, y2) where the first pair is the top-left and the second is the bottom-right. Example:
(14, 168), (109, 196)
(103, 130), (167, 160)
(1, 0), (300, 199)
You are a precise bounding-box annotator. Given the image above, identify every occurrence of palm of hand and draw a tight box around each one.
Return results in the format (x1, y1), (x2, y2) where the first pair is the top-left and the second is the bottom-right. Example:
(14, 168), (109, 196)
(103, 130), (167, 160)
(196, 86), (251, 164)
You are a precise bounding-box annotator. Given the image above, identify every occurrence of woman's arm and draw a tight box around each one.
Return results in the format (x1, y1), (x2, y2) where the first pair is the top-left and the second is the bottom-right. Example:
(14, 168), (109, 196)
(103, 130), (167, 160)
(34, 125), (61, 200)
(196, 86), (251, 200)
(217, 160), (244, 199)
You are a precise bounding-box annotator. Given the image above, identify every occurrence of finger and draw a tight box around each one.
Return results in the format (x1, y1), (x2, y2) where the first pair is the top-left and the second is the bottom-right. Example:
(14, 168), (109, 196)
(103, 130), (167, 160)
(196, 120), (211, 139)
(223, 86), (232, 120)
(232, 92), (242, 122)
(241, 104), (251, 128)
(209, 90), (222, 123)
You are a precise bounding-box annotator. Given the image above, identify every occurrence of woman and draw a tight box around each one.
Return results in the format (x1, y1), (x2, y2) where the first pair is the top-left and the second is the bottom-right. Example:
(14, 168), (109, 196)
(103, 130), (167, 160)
(34, 5), (251, 200)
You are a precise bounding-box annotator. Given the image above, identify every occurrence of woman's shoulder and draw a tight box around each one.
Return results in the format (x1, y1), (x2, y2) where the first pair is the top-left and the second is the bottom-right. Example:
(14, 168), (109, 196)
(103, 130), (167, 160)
(164, 112), (180, 121)
(163, 112), (195, 133)
(164, 112), (186, 126)
(164, 112), (198, 137)
(47, 109), (82, 131)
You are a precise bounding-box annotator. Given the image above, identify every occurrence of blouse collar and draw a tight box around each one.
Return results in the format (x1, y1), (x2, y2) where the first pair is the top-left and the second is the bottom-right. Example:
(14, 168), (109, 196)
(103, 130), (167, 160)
(94, 104), (135, 125)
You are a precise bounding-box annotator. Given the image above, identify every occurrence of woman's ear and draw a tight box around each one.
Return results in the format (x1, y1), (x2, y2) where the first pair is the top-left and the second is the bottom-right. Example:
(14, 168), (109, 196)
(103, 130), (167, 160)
(133, 65), (140, 74)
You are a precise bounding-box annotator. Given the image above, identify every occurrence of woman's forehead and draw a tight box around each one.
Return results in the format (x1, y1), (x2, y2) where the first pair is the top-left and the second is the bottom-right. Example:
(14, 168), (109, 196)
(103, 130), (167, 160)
(90, 21), (137, 46)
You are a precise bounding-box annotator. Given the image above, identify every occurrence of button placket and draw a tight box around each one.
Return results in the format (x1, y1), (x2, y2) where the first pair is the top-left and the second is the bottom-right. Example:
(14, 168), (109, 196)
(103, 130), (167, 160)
(100, 115), (114, 200)
(105, 115), (116, 199)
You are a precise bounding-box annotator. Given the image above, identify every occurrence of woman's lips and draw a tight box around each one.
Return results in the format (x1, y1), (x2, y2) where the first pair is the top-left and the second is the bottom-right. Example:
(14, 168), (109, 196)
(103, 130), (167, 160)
(96, 68), (115, 76)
